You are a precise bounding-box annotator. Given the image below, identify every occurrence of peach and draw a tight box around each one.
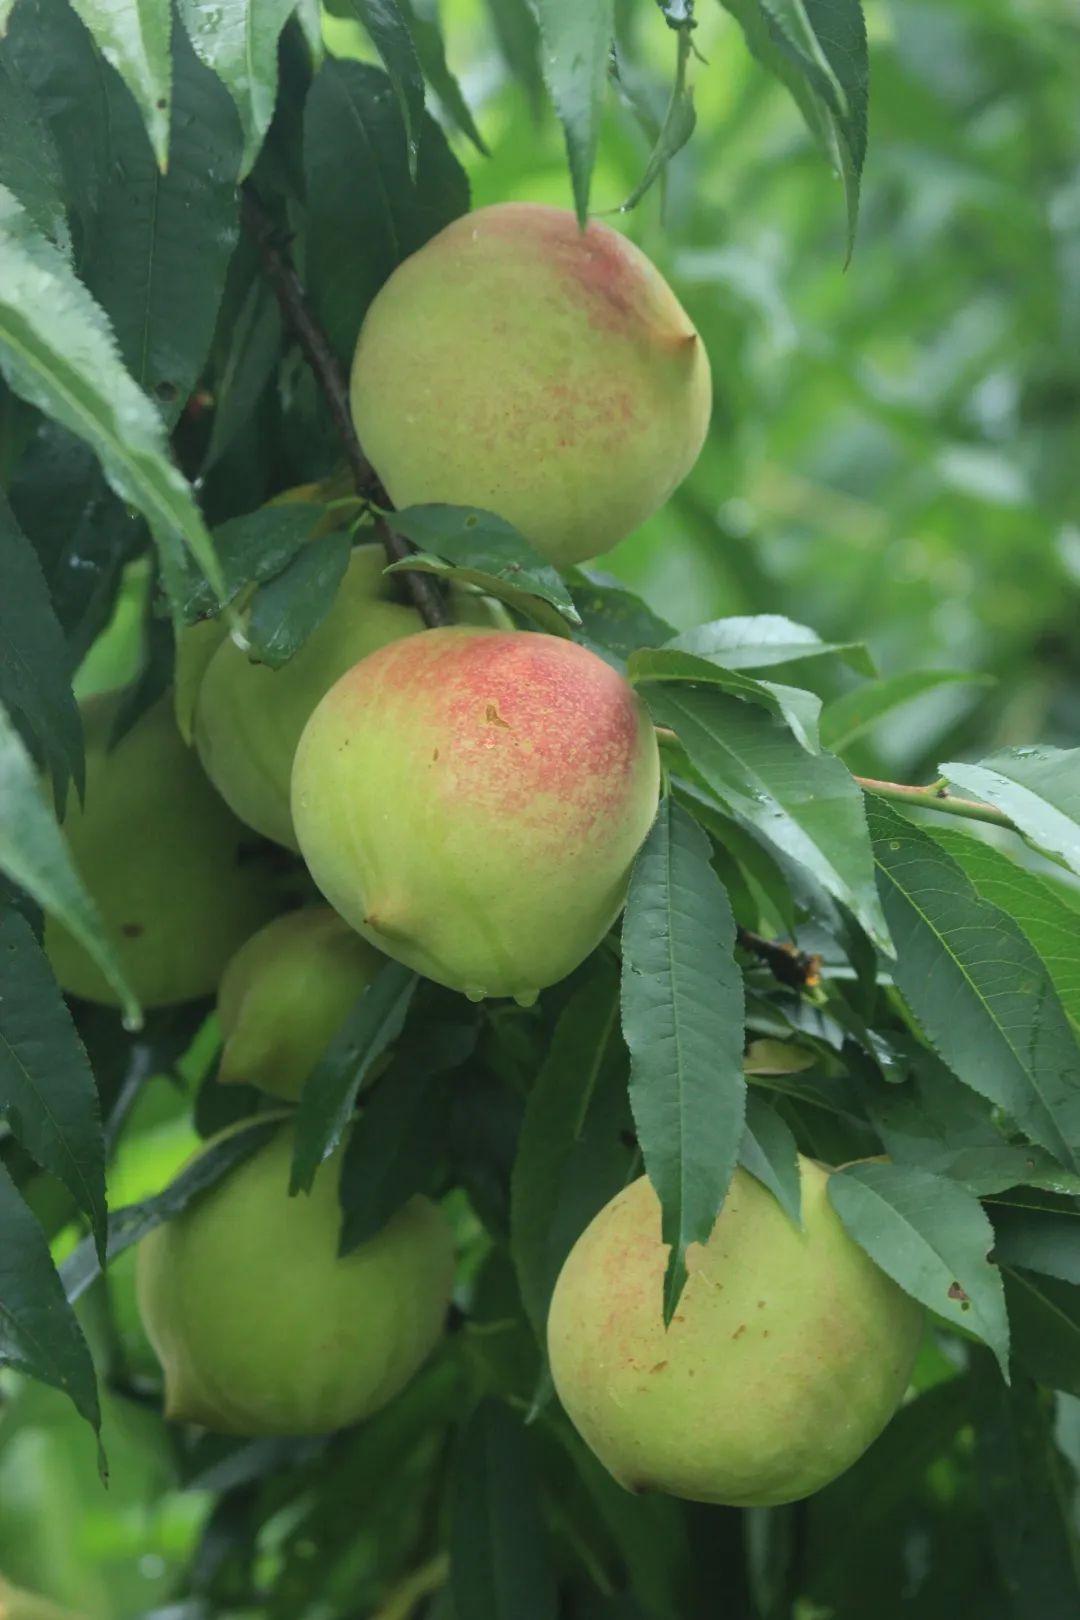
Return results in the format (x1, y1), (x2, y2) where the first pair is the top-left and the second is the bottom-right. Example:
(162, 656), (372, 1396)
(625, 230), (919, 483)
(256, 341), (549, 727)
(291, 627), (660, 1003)
(350, 203), (711, 568)
(548, 1160), (924, 1506)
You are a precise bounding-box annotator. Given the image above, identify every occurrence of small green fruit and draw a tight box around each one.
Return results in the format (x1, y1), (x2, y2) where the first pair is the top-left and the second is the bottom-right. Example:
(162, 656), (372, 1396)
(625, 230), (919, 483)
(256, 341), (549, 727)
(217, 907), (384, 1101)
(350, 202), (712, 568)
(547, 1160), (924, 1507)
(135, 1124), (454, 1435)
(45, 697), (278, 1008)
(291, 627), (660, 1003)
(192, 543), (505, 850)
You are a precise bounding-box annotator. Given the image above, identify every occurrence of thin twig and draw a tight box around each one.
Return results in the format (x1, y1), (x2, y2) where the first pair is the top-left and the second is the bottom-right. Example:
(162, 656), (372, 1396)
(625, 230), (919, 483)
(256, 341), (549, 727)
(737, 928), (821, 990)
(854, 775), (1014, 830)
(240, 188), (449, 628)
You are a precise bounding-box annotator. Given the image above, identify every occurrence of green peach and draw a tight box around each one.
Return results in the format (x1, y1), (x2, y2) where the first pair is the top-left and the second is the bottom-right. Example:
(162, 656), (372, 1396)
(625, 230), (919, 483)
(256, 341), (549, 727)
(44, 697), (279, 1008)
(290, 627), (660, 1003)
(135, 1123), (454, 1436)
(547, 1160), (924, 1507)
(192, 543), (506, 850)
(217, 906), (384, 1101)
(350, 202), (712, 569)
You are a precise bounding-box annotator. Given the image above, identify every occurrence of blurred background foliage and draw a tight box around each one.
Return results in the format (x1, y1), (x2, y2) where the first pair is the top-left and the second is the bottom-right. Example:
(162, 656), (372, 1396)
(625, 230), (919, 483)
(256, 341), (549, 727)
(3, 0), (1080, 1614)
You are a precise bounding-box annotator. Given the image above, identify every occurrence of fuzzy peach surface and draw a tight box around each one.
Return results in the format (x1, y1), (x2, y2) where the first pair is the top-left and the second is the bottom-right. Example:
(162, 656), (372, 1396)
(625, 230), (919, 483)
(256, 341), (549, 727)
(291, 627), (660, 1002)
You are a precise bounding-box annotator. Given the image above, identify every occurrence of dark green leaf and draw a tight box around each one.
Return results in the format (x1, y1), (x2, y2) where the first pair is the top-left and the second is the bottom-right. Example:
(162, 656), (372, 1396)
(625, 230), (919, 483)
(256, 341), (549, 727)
(0, 188), (224, 609)
(337, 1018), (476, 1251)
(0, 909), (106, 1257)
(0, 41), (70, 252)
(649, 685), (888, 948)
(532, 0), (614, 224)
(303, 57), (469, 361)
(388, 504), (580, 632)
(177, 0), (298, 178)
(717, 0), (868, 256)
(245, 529), (353, 667)
(565, 569), (675, 664)
(333, 0), (426, 175)
(0, 1158), (100, 1434)
(69, 0), (173, 169)
(621, 796), (746, 1318)
(290, 961), (418, 1194)
(867, 796), (1080, 1172)
(667, 614), (873, 677)
(511, 957), (634, 1340)
(202, 275), (282, 471)
(451, 1400), (558, 1620)
(739, 1091), (801, 1225)
(0, 488), (83, 799)
(829, 1159), (1008, 1374)
(632, 645), (821, 751)
(398, 0), (487, 154)
(1003, 1268), (1080, 1396)
(178, 501), (325, 620)
(620, 24), (695, 211)
(483, 0), (543, 117)
(991, 1203), (1080, 1286)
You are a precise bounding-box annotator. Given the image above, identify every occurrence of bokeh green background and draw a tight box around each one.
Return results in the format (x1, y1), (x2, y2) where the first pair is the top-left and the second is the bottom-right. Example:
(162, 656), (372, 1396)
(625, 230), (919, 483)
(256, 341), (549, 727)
(3, 0), (1079, 1613)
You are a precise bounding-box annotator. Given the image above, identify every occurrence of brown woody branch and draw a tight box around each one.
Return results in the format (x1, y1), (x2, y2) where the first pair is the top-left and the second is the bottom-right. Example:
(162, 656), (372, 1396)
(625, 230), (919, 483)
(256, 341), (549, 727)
(241, 189), (449, 628)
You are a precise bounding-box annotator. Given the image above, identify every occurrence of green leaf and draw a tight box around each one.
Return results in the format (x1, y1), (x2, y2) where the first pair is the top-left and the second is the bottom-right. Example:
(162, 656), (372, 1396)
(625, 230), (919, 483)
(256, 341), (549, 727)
(177, 0), (297, 178)
(0, 1159), (100, 1435)
(621, 796), (746, 1319)
(290, 962), (418, 1194)
(821, 670), (991, 754)
(201, 274), (282, 472)
(991, 1203), (1080, 1286)
(60, 1116), (278, 1302)
(717, 0), (869, 257)
(178, 501), (325, 620)
(483, 0), (543, 117)
(739, 1091), (802, 1225)
(69, 0), (173, 170)
(532, 0), (614, 224)
(0, 188), (224, 610)
(667, 614), (874, 678)
(0, 488), (83, 800)
(334, 0), (426, 176)
(337, 1017), (476, 1251)
(0, 699), (138, 1024)
(927, 826), (1080, 1030)
(511, 957), (634, 1341)
(388, 504), (580, 633)
(245, 530), (353, 668)
(971, 1358), (1080, 1618)
(1002, 1269), (1080, 1396)
(649, 685), (888, 948)
(450, 1400), (558, 1620)
(79, 23), (242, 428)
(0, 909), (106, 1257)
(829, 1160), (1008, 1375)
(631, 645), (821, 751)
(397, 0), (487, 154)
(0, 42), (70, 253)
(941, 746), (1080, 880)
(620, 24), (696, 211)
(303, 57), (469, 362)
(565, 569), (675, 664)
(867, 796), (1080, 1173)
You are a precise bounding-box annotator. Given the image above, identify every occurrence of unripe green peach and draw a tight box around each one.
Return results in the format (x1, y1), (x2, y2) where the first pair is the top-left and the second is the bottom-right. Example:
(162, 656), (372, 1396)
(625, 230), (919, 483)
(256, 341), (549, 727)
(135, 1123), (454, 1435)
(44, 697), (278, 1008)
(547, 1160), (924, 1507)
(193, 543), (506, 850)
(217, 907), (384, 1100)
(291, 627), (660, 1003)
(0, 1578), (85, 1620)
(350, 202), (712, 569)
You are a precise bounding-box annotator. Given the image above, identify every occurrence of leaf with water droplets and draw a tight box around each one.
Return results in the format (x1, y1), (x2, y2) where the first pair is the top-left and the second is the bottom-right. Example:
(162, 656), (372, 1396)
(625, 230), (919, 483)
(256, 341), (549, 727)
(69, 0), (173, 169)
(941, 746), (1080, 881)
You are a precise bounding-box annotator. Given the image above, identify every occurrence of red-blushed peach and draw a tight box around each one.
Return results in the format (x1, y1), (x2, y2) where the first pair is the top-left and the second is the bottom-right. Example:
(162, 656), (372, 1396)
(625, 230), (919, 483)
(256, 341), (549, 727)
(44, 696), (279, 1008)
(547, 1160), (924, 1507)
(217, 907), (385, 1101)
(135, 1122), (455, 1435)
(349, 203), (711, 569)
(290, 627), (660, 1003)
(192, 544), (508, 850)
